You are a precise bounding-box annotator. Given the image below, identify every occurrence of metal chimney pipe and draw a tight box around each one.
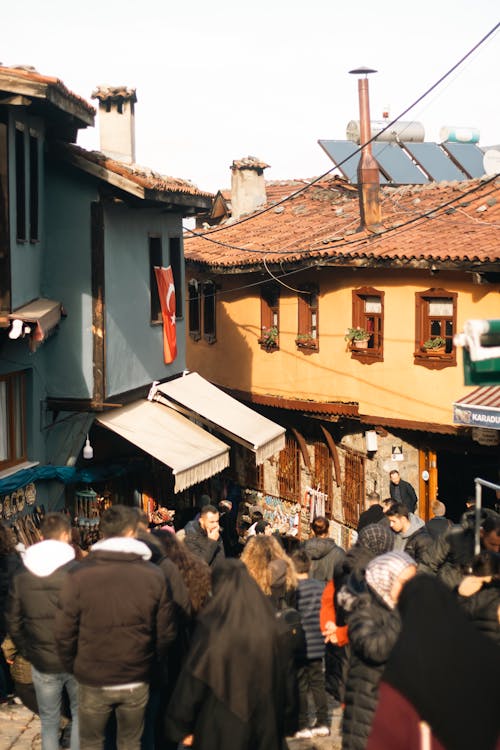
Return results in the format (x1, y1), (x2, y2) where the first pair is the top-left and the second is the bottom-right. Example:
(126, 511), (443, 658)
(349, 67), (381, 230)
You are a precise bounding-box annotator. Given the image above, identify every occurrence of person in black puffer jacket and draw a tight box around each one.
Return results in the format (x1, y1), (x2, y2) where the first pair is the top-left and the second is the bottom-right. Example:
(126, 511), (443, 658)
(458, 550), (500, 647)
(0, 522), (22, 702)
(303, 516), (345, 584)
(339, 551), (417, 750)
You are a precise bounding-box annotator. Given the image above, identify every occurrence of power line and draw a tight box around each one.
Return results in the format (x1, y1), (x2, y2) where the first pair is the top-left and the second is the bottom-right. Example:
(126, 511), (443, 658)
(183, 21), (499, 251)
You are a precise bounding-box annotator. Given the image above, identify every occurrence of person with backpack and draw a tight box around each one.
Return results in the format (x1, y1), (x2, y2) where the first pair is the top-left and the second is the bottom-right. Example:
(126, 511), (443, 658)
(290, 549), (330, 739)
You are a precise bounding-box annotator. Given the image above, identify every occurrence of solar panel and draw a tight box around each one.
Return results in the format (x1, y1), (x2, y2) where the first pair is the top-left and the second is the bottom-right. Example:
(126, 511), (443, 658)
(318, 140), (388, 184)
(441, 143), (486, 179)
(373, 143), (428, 184)
(404, 142), (468, 182)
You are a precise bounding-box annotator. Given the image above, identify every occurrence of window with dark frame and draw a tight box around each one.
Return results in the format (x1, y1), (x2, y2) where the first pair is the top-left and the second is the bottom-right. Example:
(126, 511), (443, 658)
(169, 237), (183, 320)
(0, 119), (9, 314)
(29, 131), (39, 242)
(341, 449), (365, 528)
(15, 126), (26, 241)
(203, 281), (216, 343)
(188, 280), (201, 340)
(260, 284), (280, 350)
(149, 236), (162, 324)
(0, 371), (27, 469)
(278, 435), (301, 502)
(296, 285), (319, 351)
(313, 442), (333, 518)
(415, 288), (457, 369)
(351, 287), (384, 361)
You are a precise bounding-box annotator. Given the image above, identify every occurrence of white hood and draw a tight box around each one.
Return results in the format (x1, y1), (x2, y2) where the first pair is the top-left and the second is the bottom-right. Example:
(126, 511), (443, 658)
(91, 536), (152, 560)
(23, 539), (75, 577)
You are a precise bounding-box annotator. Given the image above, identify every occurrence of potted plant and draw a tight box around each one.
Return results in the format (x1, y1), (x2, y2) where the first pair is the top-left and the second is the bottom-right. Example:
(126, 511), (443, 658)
(422, 336), (446, 354)
(295, 332), (318, 350)
(344, 327), (371, 349)
(259, 325), (279, 350)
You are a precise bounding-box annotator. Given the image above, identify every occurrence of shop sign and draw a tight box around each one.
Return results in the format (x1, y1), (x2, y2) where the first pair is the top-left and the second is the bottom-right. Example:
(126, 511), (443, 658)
(472, 427), (500, 446)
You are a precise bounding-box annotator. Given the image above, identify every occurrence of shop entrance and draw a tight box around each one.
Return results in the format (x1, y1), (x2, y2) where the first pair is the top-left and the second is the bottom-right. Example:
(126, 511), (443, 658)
(437, 448), (499, 522)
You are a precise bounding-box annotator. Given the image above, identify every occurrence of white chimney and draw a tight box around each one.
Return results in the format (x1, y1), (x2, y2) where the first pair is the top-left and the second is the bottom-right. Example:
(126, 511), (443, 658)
(91, 86), (137, 164)
(230, 156), (269, 219)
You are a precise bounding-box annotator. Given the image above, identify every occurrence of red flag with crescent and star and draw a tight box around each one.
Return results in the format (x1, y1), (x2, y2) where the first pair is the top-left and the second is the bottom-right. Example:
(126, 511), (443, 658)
(154, 265), (177, 364)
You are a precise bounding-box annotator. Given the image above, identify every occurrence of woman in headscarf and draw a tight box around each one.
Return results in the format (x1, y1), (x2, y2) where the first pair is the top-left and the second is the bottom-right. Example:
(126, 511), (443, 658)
(340, 551), (416, 750)
(367, 573), (500, 750)
(165, 559), (289, 750)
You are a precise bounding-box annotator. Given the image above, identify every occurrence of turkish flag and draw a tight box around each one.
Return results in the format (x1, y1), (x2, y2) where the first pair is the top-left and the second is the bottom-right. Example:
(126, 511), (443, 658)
(154, 266), (177, 364)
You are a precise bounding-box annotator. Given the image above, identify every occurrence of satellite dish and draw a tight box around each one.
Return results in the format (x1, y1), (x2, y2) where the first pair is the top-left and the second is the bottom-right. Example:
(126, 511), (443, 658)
(483, 149), (500, 176)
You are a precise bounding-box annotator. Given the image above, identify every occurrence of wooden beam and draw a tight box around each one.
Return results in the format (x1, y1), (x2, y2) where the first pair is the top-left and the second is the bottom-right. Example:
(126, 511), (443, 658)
(91, 201), (105, 404)
(291, 427), (311, 471)
(46, 398), (122, 412)
(320, 424), (341, 487)
(61, 149), (145, 199)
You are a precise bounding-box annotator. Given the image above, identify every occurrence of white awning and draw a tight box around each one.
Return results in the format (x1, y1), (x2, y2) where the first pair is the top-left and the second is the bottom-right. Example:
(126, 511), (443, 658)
(156, 372), (286, 464)
(96, 400), (230, 492)
(8, 298), (62, 351)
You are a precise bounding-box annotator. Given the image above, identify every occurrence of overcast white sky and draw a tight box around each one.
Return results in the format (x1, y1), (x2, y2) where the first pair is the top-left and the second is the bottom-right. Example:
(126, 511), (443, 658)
(1, 1), (499, 193)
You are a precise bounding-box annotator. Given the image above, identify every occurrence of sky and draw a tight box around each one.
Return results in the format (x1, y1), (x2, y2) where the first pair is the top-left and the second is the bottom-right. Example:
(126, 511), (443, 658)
(1, 1), (499, 193)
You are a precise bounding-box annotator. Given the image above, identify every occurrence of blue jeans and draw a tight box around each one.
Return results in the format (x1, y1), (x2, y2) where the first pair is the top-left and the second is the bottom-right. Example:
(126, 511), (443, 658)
(31, 666), (79, 750)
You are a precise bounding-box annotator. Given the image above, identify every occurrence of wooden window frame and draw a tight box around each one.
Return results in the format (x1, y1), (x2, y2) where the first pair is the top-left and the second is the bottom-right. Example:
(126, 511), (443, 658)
(259, 284), (280, 351)
(340, 447), (365, 529)
(296, 284), (319, 351)
(29, 129), (40, 243)
(0, 371), (27, 470)
(0, 118), (10, 316)
(202, 281), (216, 344)
(188, 279), (201, 341)
(414, 288), (457, 370)
(313, 442), (333, 518)
(350, 286), (384, 363)
(149, 235), (163, 324)
(169, 237), (183, 320)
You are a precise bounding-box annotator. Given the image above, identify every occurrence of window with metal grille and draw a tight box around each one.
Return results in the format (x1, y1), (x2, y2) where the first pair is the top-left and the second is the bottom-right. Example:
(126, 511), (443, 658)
(259, 284), (279, 350)
(415, 288), (457, 369)
(313, 442), (333, 518)
(341, 449), (365, 528)
(278, 435), (301, 502)
(351, 287), (384, 362)
(188, 280), (201, 341)
(296, 285), (319, 351)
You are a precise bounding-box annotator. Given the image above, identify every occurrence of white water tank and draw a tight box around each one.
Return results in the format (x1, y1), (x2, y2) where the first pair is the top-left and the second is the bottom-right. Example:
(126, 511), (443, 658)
(346, 120), (425, 144)
(439, 126), (480, 144)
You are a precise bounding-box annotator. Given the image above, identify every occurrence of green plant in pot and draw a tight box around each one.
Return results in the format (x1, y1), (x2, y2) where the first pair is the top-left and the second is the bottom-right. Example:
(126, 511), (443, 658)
(422, 336), (446, 353)
(345, 327), (371, 349)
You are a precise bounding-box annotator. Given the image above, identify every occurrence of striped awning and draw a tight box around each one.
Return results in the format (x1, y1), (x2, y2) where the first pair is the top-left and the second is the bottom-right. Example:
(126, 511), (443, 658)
(453, 386), (500, 430)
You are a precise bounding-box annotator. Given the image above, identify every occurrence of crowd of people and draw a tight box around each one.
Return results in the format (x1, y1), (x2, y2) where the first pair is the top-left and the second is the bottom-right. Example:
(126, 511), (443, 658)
(0, 485), (499, 750)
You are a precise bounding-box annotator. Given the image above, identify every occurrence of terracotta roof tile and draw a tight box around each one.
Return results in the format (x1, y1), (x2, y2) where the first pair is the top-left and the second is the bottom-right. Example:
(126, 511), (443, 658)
(55, 142), (213, 199)
(91, 86), (137, 103)
(185, 176), (500, 269)
(0, 65), (95, 116)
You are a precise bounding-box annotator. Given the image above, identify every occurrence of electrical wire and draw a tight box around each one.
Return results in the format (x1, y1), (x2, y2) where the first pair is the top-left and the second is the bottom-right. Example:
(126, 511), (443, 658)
(182, 21), (499, 251)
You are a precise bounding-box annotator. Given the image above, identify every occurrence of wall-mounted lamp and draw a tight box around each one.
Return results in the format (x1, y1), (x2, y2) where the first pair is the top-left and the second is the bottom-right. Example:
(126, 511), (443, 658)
(83, 434), (94, 460)
(365, 430), (378, 452)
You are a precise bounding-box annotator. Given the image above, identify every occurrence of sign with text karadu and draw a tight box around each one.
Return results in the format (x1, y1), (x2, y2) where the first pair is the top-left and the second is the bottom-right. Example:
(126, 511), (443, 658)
(453, 404), (500, 431)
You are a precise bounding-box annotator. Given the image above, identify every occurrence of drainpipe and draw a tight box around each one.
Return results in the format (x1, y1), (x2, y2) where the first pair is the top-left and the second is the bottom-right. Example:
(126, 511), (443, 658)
(349, 67), (381, 231)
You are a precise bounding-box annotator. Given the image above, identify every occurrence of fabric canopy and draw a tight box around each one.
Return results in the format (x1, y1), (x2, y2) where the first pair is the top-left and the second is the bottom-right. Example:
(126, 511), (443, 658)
(453, 386), (500, 430)
(96, 399), (229, 492)
(8, 298), (62, 350)
(157, 372), (286, 464)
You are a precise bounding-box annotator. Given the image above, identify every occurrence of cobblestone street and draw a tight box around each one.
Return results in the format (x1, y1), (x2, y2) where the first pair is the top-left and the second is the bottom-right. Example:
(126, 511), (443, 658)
(0, 697), (343, 750)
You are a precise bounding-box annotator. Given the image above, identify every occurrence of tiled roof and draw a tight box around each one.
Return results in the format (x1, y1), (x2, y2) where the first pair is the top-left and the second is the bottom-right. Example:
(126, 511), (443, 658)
(54, 142), (214, 200)
(185, 175), (500, 269)
(0, 65), (95, 118)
